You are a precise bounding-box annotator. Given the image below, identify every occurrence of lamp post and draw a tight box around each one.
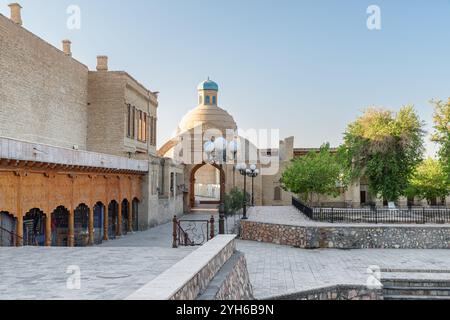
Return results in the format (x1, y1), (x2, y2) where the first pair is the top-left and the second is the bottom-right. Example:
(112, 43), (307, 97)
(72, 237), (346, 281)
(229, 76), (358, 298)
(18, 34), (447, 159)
(247, 165), (259, 207)
(228, 140), (239, 188)
(236, 163), (249, 220)
(203, 137), (239, 234)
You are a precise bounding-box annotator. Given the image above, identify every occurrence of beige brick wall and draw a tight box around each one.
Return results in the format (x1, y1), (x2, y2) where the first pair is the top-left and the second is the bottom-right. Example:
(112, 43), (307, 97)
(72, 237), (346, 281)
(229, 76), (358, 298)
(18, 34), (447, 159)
(0, 14), (88, 149)
(87, 71), (158, 159)
(87, 71), (126, 156)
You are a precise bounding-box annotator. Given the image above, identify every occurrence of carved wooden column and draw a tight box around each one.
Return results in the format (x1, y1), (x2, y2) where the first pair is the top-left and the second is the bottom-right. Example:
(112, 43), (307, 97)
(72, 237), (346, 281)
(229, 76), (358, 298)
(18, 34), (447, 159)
(117, 200), (122, 237)
(127, 200), (133, 232)
(88, 206), (94, 246)
(88, 175), (94, 246)
(45, 212), (52, 247)
(16, 214), (23, 247)
(45, 172), (53, 247)
(104, 175), (110, 241)
(68, 174), (75, 247)
(68, 208), (75, 247)
(15, 171), (24, 246)
(103, 203), (109, 241)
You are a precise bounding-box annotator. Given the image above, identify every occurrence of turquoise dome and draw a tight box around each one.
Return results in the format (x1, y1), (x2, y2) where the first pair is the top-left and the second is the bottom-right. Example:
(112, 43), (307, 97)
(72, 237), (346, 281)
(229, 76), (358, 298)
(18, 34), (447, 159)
(197, 79), (219, 91)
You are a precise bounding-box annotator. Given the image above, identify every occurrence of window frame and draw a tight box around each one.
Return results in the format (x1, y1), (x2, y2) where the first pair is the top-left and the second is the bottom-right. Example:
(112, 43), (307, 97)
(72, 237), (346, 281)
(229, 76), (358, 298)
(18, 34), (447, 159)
(126, 104), (131, 138)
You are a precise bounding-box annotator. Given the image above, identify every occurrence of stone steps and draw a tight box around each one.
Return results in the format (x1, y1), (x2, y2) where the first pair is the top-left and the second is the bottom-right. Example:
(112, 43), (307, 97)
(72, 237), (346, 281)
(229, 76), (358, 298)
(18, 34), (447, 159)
(384, 295), (450, 301)
(382, 278), (450, 300)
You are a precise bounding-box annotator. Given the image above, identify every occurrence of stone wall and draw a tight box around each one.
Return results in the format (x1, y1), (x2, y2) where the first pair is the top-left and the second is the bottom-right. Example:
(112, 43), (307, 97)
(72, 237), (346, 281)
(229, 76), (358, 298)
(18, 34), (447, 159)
(198, 251), (254, 300)
(271, 285), (383, 300)
(138, 174), (184, 230)
(241, 220), (450, 249)
(0, 14), (88, 150)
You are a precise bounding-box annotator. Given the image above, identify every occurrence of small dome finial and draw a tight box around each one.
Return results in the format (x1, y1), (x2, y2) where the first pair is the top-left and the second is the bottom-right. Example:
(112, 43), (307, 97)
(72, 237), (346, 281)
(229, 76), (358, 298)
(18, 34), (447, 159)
(197, 78), (219, 91)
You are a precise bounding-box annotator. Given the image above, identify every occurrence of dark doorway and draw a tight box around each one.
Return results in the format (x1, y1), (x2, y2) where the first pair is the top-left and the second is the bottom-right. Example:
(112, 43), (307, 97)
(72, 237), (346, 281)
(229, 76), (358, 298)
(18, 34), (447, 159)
(74, 204), (89, 247)
(23, 209), (46, 246)
(108, 201), (118, 239)
(360, 191), (367, 205)
(121, 199), (129, 235)
(93, 203), (104, 245)
(0, 212), (17, 247)
(52, 206), (69, 246)
(132, 198), (139, 231)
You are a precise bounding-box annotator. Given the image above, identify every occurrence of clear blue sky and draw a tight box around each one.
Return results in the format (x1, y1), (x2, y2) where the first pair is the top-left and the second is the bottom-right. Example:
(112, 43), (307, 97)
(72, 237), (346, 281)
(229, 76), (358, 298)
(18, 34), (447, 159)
(2, 0), (449, 155)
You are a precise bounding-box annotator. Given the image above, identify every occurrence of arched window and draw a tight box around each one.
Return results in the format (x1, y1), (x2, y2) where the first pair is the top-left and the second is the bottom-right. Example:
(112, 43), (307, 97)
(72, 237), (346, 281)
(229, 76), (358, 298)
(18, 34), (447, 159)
(205, 96), (211, 104)
(274, 186), (282, 201)
(212, 96), (216, 105)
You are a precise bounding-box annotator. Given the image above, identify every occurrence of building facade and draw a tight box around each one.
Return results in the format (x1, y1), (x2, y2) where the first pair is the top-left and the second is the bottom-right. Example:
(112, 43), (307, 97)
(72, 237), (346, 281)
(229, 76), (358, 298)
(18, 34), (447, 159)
(0, 3), (184, 247)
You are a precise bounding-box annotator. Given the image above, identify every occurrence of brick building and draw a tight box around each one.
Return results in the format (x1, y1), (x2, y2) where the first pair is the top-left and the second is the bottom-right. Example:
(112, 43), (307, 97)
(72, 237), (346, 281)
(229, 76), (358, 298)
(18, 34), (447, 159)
(0, 3), (184, 247)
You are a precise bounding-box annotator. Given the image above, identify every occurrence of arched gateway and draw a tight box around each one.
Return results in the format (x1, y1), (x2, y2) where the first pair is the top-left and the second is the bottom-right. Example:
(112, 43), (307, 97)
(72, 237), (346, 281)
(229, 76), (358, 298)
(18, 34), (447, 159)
(189, 163), (226, 209)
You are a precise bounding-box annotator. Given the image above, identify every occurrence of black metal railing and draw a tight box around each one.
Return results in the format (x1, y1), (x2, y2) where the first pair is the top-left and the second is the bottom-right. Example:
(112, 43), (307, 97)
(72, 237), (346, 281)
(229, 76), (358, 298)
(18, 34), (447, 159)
(172, 216), (215, 248)
(292, 197), (450, 224)
(0, 226), (22, 247)
(292, 197), (313, 218)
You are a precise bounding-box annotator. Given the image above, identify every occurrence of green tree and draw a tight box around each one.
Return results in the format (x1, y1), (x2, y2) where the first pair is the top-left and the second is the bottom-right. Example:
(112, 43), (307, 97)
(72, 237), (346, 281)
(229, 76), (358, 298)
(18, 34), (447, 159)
(340, 106), (425, 202)
(431, 99), (450, 178)
(223, 187), (244, 217)
(281, 144), (346, 205)
(406, 158), (449, 204)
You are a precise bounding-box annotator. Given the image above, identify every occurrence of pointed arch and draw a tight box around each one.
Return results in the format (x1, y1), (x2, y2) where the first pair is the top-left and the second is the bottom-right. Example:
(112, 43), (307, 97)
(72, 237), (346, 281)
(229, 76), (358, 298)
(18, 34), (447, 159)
(23, 208), (47, 246)
(51, 206), (69, 247)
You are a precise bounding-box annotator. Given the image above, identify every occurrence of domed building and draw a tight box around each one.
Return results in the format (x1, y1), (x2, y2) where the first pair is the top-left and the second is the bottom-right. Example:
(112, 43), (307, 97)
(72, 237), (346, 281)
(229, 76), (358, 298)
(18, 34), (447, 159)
(176, 79), (237, 135)
(159, 79), (294, 212)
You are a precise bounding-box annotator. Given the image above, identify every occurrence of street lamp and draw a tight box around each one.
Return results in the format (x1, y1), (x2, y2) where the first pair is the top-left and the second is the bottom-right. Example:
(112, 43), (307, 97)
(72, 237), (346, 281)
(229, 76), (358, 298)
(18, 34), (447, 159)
(236, 163), (249, 220)
(228, 139), (239, 187)
(203, 137), (239, 234)
(247, 164), (259, 207)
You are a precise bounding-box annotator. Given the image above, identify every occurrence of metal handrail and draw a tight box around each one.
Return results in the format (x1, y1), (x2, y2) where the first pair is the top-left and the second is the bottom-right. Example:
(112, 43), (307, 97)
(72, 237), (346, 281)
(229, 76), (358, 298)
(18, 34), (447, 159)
(292, 197), (313, 218)
(172, 216), (215, 248)
(177, 221), (194, 246)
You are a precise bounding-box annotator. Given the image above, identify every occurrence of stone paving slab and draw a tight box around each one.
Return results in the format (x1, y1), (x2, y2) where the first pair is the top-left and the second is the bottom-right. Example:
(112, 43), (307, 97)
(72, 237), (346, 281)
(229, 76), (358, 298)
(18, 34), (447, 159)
(236, 240), (450, 299)
(0, 215), (200, 300)
(0, 246), (195, 300)
(0, 212), (228, 300)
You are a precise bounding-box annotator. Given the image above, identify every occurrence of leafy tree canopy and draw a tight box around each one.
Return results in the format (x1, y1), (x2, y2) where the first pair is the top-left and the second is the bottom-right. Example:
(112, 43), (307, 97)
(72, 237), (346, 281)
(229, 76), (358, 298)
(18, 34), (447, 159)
(406, 158), (450, 204)
(281, 143), (346, 205)
(431, 99), (450, 177)
(340, 105), (425, 202)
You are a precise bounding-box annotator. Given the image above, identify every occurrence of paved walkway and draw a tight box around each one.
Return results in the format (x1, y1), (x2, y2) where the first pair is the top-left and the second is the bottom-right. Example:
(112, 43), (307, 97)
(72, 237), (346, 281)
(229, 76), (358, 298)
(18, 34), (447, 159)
(0, 211), (235, 300)
(237, 240), (450, 299)
(1, 210), (450, 300)
(0, 216), (201, 300)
